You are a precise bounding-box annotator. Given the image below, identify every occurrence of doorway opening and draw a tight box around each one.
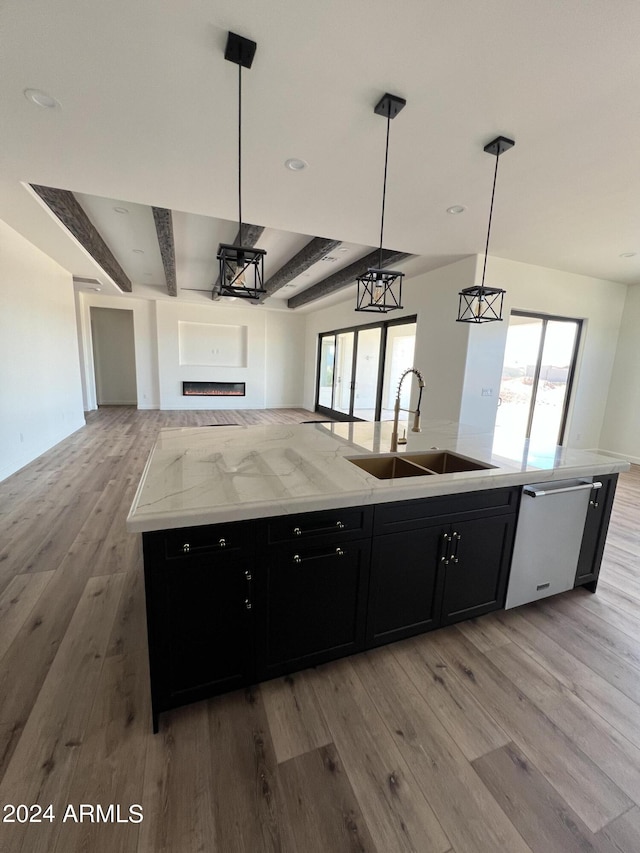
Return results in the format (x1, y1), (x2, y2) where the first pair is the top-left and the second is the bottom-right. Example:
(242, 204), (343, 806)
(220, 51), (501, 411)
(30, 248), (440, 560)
(90, 307), (138, 406)
(494, 311), (582, 455)
(315, 317), (417, 422)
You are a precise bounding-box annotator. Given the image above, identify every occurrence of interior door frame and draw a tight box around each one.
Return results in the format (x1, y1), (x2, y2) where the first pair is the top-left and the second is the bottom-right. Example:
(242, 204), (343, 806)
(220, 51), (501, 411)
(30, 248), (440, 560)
(509, 310), (582, 446)
(314, 315), (417, 421)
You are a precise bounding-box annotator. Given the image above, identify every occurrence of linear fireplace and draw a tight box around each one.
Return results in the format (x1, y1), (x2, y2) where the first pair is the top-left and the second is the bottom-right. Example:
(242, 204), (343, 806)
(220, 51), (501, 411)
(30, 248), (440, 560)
(182, 381), (246, 397)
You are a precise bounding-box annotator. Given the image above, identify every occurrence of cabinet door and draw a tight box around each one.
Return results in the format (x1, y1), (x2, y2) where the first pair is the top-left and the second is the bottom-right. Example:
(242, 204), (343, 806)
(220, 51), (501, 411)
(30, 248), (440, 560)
(575, 474), (619, 589)
(150, 553), (254, 712)
(366, 526), (445, 647)
(257, 539), (370, 679)
(440, 514), (515, 625)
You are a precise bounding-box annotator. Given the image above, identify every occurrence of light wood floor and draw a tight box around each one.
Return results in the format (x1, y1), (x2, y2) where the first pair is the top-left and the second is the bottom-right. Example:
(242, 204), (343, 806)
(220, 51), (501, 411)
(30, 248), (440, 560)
(0, 407), (639, 852)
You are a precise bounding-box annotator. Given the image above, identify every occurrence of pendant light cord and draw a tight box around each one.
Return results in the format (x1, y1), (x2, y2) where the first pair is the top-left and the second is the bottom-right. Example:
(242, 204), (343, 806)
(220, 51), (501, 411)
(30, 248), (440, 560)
(378, 107), (392, 270)
(480, 150), (500, 291)
(237, 61), (243, 240)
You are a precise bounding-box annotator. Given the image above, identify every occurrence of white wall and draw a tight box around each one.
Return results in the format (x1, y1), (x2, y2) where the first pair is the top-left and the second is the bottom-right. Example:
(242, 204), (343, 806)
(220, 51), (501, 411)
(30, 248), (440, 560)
(264, 310), (306, 407)
(600, 284), (640, 462)
(91, 307), (137, 405)
(0, 220), (85, 481)
(302, 254), (628, 452)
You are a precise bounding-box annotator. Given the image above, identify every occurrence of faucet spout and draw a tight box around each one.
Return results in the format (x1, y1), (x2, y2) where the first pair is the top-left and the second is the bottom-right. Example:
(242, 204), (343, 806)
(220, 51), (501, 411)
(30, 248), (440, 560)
(390, 368), (425, 452)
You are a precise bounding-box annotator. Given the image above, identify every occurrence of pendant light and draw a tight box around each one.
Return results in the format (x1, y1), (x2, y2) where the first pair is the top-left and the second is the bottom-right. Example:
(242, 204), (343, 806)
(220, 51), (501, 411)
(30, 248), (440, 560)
(457, 135), (515, 323)
(216, 32), (266, 300)
(356, 93), (406, 313)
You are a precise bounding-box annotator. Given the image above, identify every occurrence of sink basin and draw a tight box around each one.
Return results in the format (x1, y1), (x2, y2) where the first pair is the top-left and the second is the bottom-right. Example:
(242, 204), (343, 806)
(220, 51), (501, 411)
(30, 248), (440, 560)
(403, 451), (494, 474)
(347, 455), (435, 480)
(346, 450), (494, 479)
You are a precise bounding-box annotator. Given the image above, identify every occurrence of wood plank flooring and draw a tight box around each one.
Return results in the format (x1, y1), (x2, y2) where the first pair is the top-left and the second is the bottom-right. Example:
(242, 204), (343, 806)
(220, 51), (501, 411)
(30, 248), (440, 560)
(0, 406), (639, 852)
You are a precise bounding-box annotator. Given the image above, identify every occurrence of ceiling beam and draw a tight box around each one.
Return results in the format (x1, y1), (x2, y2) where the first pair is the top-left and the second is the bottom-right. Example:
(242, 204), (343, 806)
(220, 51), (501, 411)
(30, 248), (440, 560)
(152, 207), (177, 296)
(30, 184), (132, 292)
(212, 223), (264, 299)
(256, 236), (341, 303)
(287, 249), (411, 309)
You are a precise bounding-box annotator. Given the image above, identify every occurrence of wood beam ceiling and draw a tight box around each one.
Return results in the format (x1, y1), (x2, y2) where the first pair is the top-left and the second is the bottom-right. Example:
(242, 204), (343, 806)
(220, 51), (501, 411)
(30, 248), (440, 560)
(211, 223), (264, 299)
(151, 207), (177, 296)
(257, 237), (341, 303)
(287, 249), (410, 309)
(30, 185), (132, 292)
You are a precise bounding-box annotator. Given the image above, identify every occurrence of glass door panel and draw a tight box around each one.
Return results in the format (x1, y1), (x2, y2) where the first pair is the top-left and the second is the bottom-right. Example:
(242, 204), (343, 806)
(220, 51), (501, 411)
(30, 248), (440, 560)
(494, 313), (581, 456)
(380, 323), (417, 420)
(352, 327), (381, 421)
(333, 332), (354, 415)
(494, 316), (543, 455)
(318, 335), (335, 409)
(528, 320), (579, 447)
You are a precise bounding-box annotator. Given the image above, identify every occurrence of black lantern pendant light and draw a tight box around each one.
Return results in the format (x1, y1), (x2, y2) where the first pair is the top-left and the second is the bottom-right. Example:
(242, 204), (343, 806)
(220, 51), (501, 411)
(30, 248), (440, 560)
(457, 135), (515, 323)
(356, 93), (406, 313)
(216, 32), (266, 300)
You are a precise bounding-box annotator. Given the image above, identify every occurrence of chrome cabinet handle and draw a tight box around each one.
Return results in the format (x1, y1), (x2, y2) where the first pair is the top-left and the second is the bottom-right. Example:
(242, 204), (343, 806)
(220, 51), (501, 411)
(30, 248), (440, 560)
(441, 532), (452, 565)
(450, 532), (461, 564)
(244, 570), (252, 581)
(181, 537), (227, 553)
(292, 520), (345, 537)
(292, 547), (345, 564)
(245, 599), (252, 611)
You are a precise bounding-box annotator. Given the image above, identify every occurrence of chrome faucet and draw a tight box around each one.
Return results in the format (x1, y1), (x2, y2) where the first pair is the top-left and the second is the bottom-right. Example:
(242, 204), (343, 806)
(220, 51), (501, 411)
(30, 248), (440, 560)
(390, 368), (425, 452)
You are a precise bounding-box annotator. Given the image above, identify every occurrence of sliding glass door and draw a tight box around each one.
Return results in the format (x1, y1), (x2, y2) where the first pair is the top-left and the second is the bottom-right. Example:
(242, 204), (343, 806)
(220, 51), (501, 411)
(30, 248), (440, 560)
(315, 317), (416, 422)
(494, 311), (581, 455)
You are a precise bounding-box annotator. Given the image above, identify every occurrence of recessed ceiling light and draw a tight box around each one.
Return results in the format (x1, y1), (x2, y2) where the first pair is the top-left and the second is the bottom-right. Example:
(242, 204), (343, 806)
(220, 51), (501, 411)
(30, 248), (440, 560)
(285, 158), (308, 171)
(132, 248), (144, 254)
(92, 287), (102, 292)
(619, 251), (637, 258)
(24, 88), (60, 109)
(446, 205), (466, 215)
(113, 206), (129, 214)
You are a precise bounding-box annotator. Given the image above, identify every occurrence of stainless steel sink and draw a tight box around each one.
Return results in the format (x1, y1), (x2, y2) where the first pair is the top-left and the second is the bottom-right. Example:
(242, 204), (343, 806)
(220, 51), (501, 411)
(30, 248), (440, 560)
(402, 451), (494, 474)
(347, 455), (435, 480)
(346, 450), (493, 479)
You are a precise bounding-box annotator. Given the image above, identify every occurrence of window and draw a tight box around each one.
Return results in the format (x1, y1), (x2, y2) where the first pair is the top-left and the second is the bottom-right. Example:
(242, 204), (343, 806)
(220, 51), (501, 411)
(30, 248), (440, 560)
(494, 311), (582, 455)
(315, 317), (417, 421)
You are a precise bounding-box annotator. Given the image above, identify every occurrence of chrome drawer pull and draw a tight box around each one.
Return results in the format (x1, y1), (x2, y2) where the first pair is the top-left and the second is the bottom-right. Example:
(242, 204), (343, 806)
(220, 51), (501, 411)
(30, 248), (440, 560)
(182, 543), (190, 553)
(218, 538), (226, 548)
(292, 520), (346, 537)
(292, 547), (345, 564)
(244, 571), (252, 581)
(245, 599), (252, 611)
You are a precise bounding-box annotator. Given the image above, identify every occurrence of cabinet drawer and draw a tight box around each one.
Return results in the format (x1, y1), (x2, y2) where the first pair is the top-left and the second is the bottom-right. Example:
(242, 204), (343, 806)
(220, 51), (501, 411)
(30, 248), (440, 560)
(160, 520), (255, 559)
(374, 487), (519, 534)
(266, 506), (373, 545)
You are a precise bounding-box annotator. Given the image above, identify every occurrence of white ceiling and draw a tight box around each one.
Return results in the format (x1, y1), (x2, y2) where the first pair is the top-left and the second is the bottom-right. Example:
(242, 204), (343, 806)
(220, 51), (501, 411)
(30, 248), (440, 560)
(2, 0), (640, 310)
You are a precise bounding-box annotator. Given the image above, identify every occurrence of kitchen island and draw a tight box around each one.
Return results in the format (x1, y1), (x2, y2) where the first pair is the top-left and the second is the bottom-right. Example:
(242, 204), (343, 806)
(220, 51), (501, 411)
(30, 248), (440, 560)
(127, 420), (629, 731)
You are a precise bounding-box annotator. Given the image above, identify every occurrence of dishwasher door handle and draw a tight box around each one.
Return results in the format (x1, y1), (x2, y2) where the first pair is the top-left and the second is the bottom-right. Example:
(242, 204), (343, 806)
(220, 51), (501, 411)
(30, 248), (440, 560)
(523, 481), (602, 498)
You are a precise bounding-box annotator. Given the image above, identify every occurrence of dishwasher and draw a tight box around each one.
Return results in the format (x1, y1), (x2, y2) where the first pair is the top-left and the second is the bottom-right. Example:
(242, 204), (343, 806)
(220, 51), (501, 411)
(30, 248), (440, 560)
(505, 478), (602, 610)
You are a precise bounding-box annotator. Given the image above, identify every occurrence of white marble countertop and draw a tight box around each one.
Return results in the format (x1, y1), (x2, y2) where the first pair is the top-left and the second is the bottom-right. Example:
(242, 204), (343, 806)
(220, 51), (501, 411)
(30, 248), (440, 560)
(126, 419), (630, 532)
